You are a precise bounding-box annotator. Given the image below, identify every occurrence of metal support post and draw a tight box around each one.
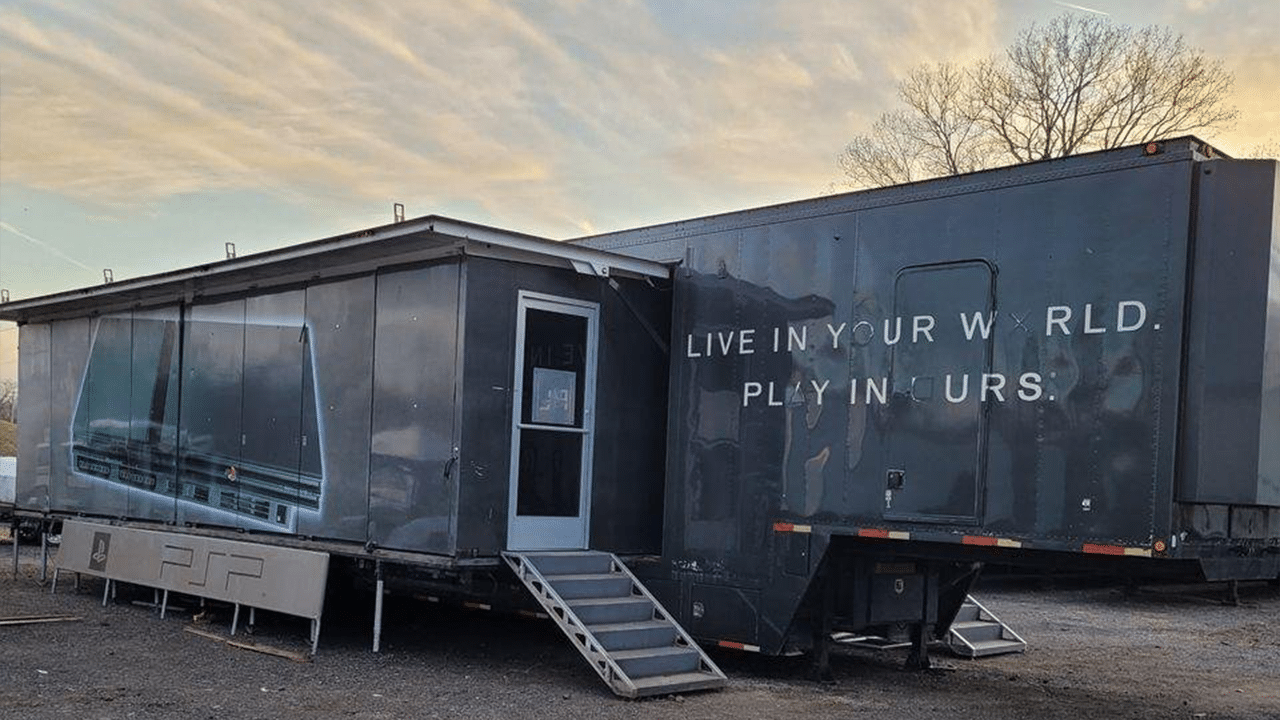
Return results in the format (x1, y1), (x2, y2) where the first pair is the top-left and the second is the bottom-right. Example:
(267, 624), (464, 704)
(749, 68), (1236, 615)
(231, 604), (241, 636)
(373, 560), (385, 653)
(310, 617), (322, 655)
(906, 563), (934, 671)
(102, 578), (111, 607)
(810, 572), (834, 682)
(160, 589), (170, 619)
(39, 530), (48, 583)
(51, 567), (60, 594)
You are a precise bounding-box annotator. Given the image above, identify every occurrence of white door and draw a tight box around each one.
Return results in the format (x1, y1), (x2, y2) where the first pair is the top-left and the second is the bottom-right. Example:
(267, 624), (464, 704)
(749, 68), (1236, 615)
(506, 292), (599, 550)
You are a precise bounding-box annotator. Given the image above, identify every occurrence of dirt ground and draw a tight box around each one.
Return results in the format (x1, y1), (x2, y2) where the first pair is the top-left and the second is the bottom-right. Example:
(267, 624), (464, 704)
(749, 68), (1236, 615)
(2, 540), (1277, 720)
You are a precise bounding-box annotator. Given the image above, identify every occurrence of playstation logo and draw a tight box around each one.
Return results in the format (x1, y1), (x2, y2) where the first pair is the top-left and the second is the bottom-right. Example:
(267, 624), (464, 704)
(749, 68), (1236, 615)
(88, 531), (111, 572)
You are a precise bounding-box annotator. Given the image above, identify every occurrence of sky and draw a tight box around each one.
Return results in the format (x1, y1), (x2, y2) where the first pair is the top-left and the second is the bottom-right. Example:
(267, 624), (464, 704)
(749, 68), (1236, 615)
(1, 0), (1278, 384)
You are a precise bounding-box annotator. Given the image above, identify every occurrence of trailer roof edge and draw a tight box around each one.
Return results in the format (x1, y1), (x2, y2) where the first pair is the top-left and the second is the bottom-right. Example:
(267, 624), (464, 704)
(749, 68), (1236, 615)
(0, 215), (670, 322)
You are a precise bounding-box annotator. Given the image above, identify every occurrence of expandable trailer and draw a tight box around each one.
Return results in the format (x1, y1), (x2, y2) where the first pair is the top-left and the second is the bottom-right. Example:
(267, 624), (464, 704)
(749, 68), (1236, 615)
(1, 137), (1277, 690)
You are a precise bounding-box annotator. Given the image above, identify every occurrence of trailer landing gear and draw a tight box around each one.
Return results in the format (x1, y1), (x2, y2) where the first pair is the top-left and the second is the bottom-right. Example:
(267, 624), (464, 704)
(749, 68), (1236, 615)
(905, 623), (932, 670)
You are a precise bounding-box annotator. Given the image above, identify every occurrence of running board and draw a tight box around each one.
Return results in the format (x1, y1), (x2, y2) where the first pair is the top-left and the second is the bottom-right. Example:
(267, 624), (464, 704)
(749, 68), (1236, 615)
(945, 594), (1027, 658)
(502, 551), (726, 698)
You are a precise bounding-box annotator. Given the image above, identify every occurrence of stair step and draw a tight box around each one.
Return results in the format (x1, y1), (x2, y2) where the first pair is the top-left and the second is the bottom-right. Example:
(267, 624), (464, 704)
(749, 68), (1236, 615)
(965, 639), (1026, 657)
(546, 573), (634, 599)
(610, 646), (702, 679)
(521, 552), (615, 576)
(569, 597), (655, 624)
(588, 620), (678, 650)
(952, 620), (1006, 642)
(946, 595), (1027, 660)
(629, 671), (727, 697)
(502, 551), (726, 697)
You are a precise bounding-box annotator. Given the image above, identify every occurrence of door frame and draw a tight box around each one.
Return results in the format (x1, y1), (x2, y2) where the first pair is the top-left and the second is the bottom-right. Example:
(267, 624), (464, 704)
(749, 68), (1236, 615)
(505, 291), (600, 550)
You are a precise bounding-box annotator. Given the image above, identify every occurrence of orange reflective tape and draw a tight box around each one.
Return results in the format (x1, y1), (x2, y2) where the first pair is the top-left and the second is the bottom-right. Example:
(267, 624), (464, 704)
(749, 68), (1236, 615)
(1082, 543), (1126, 556)
(858, 528), (890, 538)
(962, 535), (999, 546)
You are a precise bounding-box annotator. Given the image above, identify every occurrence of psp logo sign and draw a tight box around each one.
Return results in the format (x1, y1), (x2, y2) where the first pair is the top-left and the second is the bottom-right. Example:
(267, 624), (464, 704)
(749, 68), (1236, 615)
(88, 531), (111, 572)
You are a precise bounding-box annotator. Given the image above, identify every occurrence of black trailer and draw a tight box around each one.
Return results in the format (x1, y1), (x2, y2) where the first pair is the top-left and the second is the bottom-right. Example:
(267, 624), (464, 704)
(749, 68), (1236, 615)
(574, 137), (1279, 665)
(2, 137), (1277, 694)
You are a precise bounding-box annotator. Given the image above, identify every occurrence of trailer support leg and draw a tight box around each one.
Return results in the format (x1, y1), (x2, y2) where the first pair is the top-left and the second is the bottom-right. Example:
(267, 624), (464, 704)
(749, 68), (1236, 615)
(373, 560), (385, 653)
(51, 567), (60, 594)
(102, 578), (111, 607)
(906, 623), (933, 670)
(906, 563), (934, 671)
(39, 529), (48, 583)
(809, 573), (834, 683)
(310, 617), (321, 655)
(231, 604), (241, 636)
(161, 589), (170, 619)
(248, 607), (255, 633)
(1224, 580), (1240, 607)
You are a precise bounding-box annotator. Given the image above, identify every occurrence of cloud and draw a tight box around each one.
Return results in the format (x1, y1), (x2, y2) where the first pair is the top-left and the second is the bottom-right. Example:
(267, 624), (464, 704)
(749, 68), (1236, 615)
(1, 0), (1273, 240)
(0, 0), (1005, 236)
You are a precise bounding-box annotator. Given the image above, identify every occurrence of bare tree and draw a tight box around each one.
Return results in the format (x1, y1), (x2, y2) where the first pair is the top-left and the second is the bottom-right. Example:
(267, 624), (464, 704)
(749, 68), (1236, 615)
(1244, 139), (1279, 159)
(839, 14), (1237, 189)
(0, 378), (15, 423)
(837, 64), (994, 189)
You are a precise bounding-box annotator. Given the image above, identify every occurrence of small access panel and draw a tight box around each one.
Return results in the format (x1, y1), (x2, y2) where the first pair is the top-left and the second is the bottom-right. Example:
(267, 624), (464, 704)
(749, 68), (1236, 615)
(507, 293), (599, 551)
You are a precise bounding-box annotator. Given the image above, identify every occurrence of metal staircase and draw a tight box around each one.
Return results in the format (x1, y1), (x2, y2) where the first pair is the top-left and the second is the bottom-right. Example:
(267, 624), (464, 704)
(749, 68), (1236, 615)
(945, 595), (1027, 658)
(502, 550), (726, 698)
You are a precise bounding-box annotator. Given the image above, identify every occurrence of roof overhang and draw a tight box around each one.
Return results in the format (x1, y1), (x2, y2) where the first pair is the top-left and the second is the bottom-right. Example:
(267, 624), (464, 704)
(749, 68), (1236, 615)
(0, 215), (670, 324)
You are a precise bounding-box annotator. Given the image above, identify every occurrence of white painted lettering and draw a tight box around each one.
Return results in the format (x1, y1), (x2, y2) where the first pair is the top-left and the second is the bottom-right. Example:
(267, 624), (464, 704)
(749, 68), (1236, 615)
(739, 328), (755, 355)
(913, 315), (935, 343)
(865, 377), (888, 405)
(981, 373), (1006, 402)
(1116, 300), (1147, 332)
(1082, 303), (1106, 334)
(686, 334), (702, 358)
(767, 381), (784, 406)
(717, 331), (735, 355)
(743, 382), (762, 406)
(787, 325), (807, 352)
(809, 379), (830, 405)
(883, 317), (902, 345)
(945, 374), (970, 403)
(1017, 372), (1043, 401)
(1047, 306), (1072, 336)
(827, 322), (847, 349)
(851, 321), (874, 346)
(960, 311), (996, 340)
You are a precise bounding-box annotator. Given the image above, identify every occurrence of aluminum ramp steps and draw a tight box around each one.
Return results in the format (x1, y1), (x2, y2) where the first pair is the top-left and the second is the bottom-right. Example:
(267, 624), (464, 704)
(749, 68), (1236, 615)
(502, 550), (726, 698)
(945, 595), (1027, 658)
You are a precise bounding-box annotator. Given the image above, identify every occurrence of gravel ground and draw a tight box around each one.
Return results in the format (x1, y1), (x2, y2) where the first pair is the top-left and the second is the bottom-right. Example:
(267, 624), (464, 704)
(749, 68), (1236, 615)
(2, 540), (1278, 720)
